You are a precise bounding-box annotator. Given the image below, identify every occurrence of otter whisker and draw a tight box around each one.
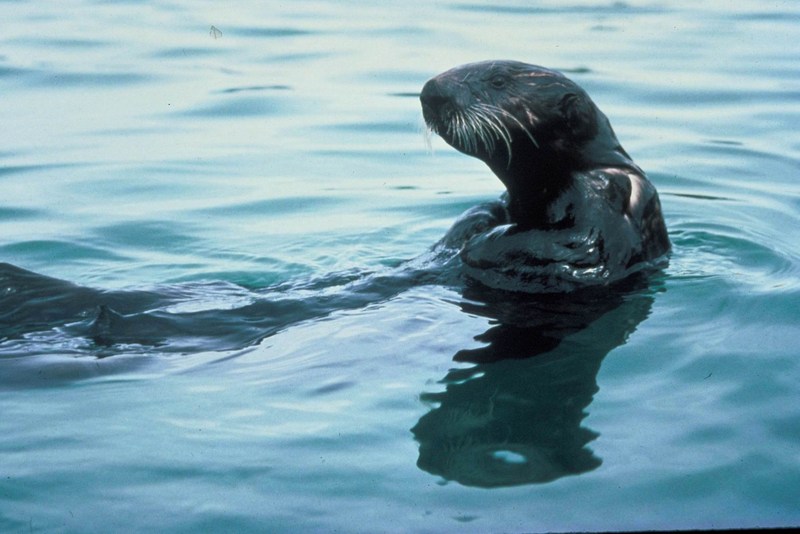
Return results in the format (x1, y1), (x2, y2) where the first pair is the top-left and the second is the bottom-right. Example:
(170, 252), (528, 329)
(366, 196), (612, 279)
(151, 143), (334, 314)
(455, 111), (471, 153)
(480, 103), (539, 149)
(478, 121), (508, 165)
(483, 111), (514, 164)
(464, 109), (487, 152)
(469, 112), (492, 154)
(445, 112), (456, 138)
(437, 101), (535, 164)
(473, 106), (514, 167)
(462, 113), (477, 154)
(468, 109), (497, 154)
(459, 112), (477, 154)
(447, 112), (464, 151)
(477, 126), (497, 154)
(423, 125), (434, 151)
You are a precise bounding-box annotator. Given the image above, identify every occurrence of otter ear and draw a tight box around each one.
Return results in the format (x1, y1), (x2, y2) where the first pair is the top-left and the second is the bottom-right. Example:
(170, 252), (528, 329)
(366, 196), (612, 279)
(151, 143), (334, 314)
(558, 92), (596, 140)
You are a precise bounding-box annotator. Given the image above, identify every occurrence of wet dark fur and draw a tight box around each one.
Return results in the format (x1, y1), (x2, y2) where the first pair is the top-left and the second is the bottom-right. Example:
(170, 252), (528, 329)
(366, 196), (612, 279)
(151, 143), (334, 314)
(421, 60), (670, 292)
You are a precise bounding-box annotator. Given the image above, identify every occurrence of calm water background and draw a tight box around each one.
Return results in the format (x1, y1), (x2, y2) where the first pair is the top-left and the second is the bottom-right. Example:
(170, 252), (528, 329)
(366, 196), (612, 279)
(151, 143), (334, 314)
(2, 0), (799, 532)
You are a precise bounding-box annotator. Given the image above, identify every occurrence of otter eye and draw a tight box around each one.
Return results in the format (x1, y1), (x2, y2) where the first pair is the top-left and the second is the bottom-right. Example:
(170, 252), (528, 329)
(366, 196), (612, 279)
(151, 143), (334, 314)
(490, 75), (507, 89)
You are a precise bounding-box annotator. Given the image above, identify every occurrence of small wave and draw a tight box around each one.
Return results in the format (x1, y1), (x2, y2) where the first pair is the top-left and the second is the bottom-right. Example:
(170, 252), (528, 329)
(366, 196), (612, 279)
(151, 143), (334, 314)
(668, 223), (800, 294)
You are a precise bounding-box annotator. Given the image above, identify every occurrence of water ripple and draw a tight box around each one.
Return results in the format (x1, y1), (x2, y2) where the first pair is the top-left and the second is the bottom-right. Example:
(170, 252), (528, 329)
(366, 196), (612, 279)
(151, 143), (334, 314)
(175, 95), (291, 118)
(669, 224), (800, 294)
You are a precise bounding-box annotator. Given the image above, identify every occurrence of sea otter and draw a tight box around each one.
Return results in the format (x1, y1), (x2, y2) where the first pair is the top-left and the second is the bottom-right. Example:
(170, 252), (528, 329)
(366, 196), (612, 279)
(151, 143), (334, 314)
(421, 60), (670, 292)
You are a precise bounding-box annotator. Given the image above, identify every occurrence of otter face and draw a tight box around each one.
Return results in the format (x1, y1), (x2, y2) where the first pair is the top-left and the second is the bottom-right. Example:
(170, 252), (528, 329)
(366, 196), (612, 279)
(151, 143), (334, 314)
(420, 60), (598, 168)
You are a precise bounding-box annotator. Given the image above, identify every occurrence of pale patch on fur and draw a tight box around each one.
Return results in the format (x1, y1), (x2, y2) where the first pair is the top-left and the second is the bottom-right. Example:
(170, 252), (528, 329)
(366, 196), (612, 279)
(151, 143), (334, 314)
(520, 70), (558, 79)
(628, 173), (646, 216)
(521, 104), (540, 128)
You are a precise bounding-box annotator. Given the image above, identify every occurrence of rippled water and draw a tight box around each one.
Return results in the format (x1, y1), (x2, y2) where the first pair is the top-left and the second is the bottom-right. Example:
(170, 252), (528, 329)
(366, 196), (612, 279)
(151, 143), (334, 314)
(2, 1), (799, 532)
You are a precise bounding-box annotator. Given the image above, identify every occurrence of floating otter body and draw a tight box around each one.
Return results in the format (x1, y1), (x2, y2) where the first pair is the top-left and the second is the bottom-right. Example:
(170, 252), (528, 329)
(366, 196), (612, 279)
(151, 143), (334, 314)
(421, 60), (670, 292)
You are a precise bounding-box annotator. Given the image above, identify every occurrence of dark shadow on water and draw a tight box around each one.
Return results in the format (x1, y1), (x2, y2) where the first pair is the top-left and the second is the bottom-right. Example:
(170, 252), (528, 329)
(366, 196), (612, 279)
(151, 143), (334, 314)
(0, 261), (430, 358)
(0, 261), (439, 386)
(0, 259), (664, 486)
(411, 278), (660, 487)
(0, 201), (498, 360)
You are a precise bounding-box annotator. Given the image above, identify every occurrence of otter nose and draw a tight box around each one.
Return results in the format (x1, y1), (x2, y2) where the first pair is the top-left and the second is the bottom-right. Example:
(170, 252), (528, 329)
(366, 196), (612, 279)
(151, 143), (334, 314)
(421, 76), (467, 128)
(420, 76), (464, 115)
(420, 78), (450, 110)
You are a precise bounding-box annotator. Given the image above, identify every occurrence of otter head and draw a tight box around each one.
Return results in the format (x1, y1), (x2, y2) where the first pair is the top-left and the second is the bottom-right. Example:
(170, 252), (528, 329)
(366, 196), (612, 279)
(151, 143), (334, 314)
(421, 61), (621, 225)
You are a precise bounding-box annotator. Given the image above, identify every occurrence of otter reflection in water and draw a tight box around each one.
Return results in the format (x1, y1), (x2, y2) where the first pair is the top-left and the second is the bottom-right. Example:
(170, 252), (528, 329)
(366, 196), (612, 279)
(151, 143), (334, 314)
(411, 60), (668, 486)
(2, 60), (668, 485)
(412, 279), (658, 487)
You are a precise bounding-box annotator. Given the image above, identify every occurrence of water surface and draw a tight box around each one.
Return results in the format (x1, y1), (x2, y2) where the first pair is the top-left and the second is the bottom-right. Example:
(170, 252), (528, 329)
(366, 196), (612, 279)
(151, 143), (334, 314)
(1, 1), (799, 532)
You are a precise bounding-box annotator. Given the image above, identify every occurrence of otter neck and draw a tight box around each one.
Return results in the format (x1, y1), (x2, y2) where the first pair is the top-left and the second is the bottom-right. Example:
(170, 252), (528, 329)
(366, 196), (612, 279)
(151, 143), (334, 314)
(487, 147), (574, 230)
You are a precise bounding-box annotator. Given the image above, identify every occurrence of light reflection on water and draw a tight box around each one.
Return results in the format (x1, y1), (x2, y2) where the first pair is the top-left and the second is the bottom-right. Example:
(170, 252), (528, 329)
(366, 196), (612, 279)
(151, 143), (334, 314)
(1, 0), (799, 532)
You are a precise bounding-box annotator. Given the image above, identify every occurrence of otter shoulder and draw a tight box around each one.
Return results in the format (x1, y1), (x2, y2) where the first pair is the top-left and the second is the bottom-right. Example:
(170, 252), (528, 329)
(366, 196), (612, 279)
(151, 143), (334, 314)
(579, 167), (670, 258)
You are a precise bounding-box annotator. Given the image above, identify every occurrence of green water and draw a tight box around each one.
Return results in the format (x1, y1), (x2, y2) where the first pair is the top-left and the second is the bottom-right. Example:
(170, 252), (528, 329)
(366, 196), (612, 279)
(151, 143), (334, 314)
(2, 1), (799, 531)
